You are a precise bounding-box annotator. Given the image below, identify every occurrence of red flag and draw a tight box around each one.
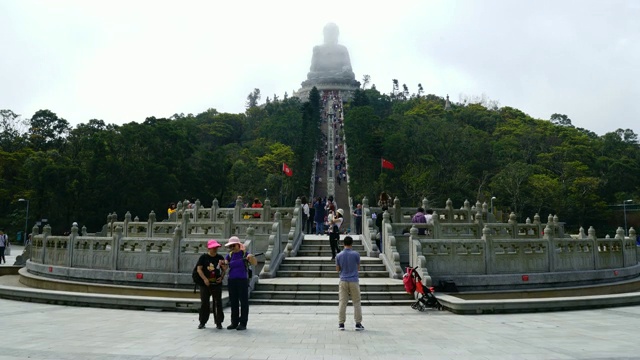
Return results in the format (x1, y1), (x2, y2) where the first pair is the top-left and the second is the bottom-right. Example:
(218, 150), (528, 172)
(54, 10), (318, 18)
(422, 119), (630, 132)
(282, 163), (293, 177)
(381, 158), (395, 170)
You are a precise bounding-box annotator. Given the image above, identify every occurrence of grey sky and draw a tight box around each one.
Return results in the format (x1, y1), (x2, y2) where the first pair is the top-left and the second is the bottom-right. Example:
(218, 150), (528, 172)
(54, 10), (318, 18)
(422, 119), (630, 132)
(1, 0), (638, 135)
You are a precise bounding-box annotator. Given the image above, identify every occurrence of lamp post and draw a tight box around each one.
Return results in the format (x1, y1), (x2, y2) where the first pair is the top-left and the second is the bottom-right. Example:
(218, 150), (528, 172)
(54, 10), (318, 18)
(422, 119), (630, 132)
(18, 198), (29, 245)
(623, 199), (633, 237)
(264, 188), (268, 200)
(490, 197), (496, 218)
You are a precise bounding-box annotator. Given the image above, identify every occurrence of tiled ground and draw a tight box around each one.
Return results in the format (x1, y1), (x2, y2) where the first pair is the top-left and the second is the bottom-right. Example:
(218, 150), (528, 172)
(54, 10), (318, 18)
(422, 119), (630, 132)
(2, 297), (640, 359)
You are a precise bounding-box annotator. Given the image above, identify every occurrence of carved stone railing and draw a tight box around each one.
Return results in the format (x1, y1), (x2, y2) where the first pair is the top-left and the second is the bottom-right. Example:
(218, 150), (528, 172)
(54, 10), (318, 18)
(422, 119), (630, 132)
(406, 224), (639, 290)
(259, 213), (284, 279)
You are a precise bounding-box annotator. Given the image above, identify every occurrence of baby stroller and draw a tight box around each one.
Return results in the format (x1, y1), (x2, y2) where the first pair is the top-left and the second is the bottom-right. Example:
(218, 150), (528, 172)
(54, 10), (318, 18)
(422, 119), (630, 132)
(403, 266), (443, 311)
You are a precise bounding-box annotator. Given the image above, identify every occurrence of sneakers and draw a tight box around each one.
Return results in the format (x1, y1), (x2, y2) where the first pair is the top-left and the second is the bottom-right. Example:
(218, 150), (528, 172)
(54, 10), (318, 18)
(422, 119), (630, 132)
(236, 324), (247, 331)
(355, 323), (365, 331)
(197, 323), (206, 329)
(338, 323), (345, 331)
(227, 324), (238, 330)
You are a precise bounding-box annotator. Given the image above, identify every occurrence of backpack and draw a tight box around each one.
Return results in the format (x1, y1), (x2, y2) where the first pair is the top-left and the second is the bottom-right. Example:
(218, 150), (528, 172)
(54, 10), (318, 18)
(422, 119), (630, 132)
(192, 254), (223, 291)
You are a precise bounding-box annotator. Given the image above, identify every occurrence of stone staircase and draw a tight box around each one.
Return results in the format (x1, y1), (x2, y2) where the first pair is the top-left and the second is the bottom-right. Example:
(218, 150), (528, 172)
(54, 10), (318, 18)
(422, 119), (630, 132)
(251, 235), (413, 305)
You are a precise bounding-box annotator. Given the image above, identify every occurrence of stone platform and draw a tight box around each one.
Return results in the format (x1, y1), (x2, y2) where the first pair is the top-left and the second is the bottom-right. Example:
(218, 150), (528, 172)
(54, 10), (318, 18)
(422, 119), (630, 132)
(2, 297), (640, 359)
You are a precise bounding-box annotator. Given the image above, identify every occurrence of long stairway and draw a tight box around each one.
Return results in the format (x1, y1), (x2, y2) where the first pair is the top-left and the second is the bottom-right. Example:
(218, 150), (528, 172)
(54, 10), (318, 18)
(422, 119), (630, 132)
(251, 235), (412, 305)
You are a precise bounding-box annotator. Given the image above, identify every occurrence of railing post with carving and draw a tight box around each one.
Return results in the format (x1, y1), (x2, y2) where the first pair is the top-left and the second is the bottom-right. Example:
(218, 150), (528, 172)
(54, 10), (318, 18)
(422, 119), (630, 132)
(432, 211), (441, 239)
(42, 224), (51, 264)
(509, 212), (517, 238)
(69, 223), (78, 267)
(616, 227), (626, 267)
(124, 211), (131, 237)
(422, 197), (430, 211)
(224, 213), (232, 239)
(545, 223), (554, 272)
(482, 225), (491, 274)
(234, 196), (243, 223)
(113, 225), (123, 270)
(392, 197), (401, 226)
(589, 226), (597, 269)
(629, 228), (637, 265)
(181, 206), (189, 238)
(148, 211), (156, 238)
(263, 198), (271, 222)
(172, 225), (181, 273)
(211, 199), (219, 221)
(194, 199), (201, 222)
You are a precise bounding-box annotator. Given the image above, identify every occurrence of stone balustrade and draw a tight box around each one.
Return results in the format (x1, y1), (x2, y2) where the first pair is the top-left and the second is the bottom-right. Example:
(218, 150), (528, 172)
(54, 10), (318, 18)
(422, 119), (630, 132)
(357, 197), (640, 290)
(28, 197), (304, 288)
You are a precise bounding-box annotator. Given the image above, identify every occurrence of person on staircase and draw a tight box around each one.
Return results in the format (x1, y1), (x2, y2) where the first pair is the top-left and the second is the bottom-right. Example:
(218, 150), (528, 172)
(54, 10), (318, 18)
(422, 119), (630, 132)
(329, 209), (344, 260)
(313, 197), (325, 235)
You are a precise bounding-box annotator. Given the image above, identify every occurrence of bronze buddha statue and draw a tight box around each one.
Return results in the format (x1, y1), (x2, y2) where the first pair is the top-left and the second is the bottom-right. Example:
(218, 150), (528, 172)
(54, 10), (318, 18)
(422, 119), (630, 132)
(305, 23), (357, 84)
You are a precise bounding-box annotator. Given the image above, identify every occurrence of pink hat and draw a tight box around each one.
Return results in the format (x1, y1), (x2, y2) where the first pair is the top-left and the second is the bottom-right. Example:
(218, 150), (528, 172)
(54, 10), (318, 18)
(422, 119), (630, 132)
(207, 239), (222, 249)
(225, 236), (242, 247)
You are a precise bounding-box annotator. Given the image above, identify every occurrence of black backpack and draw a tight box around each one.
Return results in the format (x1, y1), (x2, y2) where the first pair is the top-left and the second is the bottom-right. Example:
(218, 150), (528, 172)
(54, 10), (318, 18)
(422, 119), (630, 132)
(192, 264), (205, 287)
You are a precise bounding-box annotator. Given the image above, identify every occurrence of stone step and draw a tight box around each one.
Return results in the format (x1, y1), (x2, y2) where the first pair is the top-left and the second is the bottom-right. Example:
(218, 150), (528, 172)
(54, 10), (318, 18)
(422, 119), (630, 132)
(298, 245), (365, 252)
(279, 264), (386, 272)
(249, 298), (415, 306)
(250, 290), (411, 301)
(255, 283), (406, 293)
(275, 270), (389, 278)
(296, 250), (368, 257)
(281, 257), (381, 264)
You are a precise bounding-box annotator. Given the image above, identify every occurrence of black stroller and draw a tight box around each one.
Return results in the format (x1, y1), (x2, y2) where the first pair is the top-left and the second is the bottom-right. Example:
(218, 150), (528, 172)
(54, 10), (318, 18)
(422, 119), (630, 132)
(403, 266), (443, 311)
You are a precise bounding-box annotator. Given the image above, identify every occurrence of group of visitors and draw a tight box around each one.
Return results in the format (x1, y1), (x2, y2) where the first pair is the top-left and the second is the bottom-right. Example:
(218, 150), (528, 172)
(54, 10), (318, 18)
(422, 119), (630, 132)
(196, 235), (364, 332)
(195, 236), (257, 331)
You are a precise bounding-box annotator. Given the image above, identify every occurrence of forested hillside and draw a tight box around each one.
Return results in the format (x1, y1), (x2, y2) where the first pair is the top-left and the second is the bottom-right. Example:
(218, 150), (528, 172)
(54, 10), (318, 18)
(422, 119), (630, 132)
(1, 84), (637, 236)
(0, 89), (322, 234)
(344, 86), (640, 232)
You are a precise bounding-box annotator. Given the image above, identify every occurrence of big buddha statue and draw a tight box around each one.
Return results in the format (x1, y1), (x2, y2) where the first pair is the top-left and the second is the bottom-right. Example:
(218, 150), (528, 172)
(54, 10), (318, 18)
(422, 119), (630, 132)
(297, 23), (360, 98)
(306, 23), (356, 83)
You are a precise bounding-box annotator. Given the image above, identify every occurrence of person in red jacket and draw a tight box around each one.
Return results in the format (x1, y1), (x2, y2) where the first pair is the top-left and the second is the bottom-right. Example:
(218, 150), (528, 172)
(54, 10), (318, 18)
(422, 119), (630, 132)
(251, 198), (263, 218)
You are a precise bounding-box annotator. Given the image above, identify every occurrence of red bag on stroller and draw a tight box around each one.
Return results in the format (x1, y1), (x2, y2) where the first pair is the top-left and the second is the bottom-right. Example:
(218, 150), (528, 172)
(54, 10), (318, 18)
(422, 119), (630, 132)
(403, 266), (444, 311)
(403, 267), (417, 294)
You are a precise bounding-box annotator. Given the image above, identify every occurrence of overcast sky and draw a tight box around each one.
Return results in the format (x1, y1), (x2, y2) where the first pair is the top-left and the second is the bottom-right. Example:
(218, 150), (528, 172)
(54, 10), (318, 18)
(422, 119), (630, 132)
(1, 0), (638, 135)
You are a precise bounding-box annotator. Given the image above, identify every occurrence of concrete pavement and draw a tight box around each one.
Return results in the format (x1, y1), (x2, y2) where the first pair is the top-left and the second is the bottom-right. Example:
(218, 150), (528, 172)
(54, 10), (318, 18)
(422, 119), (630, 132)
(2, 297), (640, 359)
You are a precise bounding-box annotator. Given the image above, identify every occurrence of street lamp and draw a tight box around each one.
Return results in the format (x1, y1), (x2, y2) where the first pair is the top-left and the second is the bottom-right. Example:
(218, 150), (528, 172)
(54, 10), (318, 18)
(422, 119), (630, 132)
(18, 198), (29, 245)
(490, 197), (496, 218)
(623, 199), (633, 237)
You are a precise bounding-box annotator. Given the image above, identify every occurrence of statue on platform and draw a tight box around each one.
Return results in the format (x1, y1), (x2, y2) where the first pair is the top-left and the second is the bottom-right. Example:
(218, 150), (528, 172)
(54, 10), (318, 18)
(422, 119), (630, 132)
(305, 23), (357, 85)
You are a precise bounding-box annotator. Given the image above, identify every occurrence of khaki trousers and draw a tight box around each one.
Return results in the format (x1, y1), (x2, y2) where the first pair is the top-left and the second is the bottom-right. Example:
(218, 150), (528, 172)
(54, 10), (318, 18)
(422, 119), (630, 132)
(338, 280), (362, 324)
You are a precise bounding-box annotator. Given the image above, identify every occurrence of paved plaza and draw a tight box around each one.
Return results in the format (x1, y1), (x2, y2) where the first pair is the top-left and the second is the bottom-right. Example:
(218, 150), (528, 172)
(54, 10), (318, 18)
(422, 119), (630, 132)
(2, 297), (640, 360)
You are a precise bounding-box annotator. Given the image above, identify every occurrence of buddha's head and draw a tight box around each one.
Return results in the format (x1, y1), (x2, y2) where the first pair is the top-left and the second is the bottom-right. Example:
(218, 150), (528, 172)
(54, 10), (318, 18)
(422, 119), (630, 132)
(323, 22), (339, 45)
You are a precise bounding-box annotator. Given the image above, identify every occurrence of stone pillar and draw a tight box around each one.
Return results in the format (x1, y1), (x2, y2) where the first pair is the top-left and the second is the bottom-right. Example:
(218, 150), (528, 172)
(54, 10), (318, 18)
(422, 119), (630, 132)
(69, 223), (78, 267)
(263, 198), (272, 222)
(181, 207), (189, 238)
(194, 199), (201, 222)
(124, 211), (131, 237)
(148, 211), (156, 237)
(113, 225), (123, 270)
(482, 225), (491, 274)
(224, 213), (232, 239)
(392, 197), (401, 226)
(211, 199), (219, 221)
(42, 224), (51, 264)
(234, 196), (243, 223)
(172, 225), (181, 273)
(422, 197), (430, 211)
(294, 197), (302, 232)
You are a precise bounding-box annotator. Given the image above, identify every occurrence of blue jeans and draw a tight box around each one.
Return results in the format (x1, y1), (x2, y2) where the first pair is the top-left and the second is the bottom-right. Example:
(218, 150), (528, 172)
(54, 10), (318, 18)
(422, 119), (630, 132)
(316, 222), (324, 235)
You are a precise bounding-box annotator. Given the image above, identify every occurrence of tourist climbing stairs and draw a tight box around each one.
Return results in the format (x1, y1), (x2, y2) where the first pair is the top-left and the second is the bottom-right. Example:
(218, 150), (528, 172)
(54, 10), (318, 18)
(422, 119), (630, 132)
(251, 235), (413, 305)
